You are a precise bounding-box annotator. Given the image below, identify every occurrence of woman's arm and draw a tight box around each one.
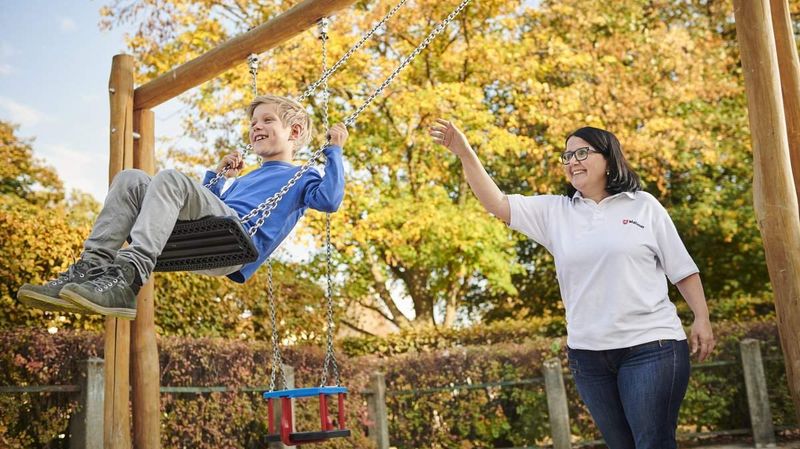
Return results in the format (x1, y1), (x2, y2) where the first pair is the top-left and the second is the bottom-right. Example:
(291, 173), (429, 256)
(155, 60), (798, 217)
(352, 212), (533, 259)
(676, 273), (715, 361)
(430, 119), (510, 223)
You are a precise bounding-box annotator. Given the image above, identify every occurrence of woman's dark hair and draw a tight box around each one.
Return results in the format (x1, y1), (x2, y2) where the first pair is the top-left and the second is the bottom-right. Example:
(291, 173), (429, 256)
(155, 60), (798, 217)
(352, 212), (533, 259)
(564, 126), (641, 197)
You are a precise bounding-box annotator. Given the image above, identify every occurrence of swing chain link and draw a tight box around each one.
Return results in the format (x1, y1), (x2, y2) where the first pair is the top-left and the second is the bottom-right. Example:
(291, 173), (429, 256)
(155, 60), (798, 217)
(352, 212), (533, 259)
(296, 0), (408, 104)
(343, 0), (473, 127)
(204, 54), (261, 189)
(267, 259), (289, 391)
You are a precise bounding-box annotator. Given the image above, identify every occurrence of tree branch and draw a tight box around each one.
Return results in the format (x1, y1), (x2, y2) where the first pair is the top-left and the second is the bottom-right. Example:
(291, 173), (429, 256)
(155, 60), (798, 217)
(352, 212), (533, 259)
(340, 319), (378, 337)
(369, 258), (412, 328)
(356, 299), (395, 324)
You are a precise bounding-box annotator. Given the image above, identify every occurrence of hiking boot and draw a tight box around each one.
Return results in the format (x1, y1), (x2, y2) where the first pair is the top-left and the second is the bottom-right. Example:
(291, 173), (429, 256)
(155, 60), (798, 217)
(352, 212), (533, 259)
(17, 259), (97, 313)
(59, 258), (142, 320)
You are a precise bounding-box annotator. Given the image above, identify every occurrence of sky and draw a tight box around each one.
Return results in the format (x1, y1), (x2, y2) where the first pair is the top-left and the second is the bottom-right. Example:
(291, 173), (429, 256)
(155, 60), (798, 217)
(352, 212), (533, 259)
(0, 0), (183, 203)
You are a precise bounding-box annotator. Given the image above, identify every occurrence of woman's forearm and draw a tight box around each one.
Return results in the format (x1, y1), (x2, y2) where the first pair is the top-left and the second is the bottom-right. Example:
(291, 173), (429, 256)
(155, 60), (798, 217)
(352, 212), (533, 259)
(459, 149), (510, 223)
(676, 273), (710, 321)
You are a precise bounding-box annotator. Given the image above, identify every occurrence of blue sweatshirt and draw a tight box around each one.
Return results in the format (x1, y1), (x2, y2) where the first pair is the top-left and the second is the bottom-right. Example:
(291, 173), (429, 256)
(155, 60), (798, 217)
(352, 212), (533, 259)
(202, 145), (345, 283)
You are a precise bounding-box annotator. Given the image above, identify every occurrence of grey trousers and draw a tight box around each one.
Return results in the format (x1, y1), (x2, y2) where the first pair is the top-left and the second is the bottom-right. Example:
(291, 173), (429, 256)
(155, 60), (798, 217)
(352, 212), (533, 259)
(82, 169), (242, 282)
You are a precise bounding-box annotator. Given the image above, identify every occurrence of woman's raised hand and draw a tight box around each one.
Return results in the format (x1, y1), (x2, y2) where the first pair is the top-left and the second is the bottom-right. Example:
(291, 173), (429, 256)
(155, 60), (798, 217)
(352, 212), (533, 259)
(429, 118), (472, 158)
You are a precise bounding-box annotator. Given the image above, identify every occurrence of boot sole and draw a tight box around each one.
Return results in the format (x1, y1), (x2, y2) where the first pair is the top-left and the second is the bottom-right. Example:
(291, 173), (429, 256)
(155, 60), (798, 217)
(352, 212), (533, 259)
(59, 289), (137, 320)
(17, 289), (87, 313)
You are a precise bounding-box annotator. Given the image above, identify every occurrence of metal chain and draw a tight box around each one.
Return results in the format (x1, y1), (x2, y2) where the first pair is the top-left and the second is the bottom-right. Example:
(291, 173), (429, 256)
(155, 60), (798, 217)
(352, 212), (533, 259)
(318, 18), (340, 388)
(319, 18), (331, 144)
(295, 0), (409, 104)
(343, 0), (472, 127)
(204, 53), (260, 189)
(267, 259), (289, 391)
(247, 53), (259, 97)
(320, 212), (340, 386)
(241, 0), (473, 236)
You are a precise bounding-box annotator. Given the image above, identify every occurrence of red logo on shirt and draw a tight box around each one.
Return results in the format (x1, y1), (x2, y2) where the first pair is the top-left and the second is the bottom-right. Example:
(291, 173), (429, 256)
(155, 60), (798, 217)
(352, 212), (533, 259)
(623, 219), (645, 229)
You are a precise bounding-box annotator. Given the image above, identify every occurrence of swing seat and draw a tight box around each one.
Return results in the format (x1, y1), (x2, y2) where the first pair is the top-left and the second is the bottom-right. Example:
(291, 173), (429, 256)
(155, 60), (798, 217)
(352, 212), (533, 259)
(263, 386), (351, 445)
(153, 216), (258, 272)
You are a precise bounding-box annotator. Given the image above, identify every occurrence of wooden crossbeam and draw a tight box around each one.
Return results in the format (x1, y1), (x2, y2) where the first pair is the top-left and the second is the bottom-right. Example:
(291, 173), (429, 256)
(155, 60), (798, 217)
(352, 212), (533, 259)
(133, 0), (358, 110)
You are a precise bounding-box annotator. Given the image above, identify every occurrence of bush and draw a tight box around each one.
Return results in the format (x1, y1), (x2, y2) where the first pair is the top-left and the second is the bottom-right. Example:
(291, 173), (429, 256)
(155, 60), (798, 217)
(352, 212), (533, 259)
(0, 327), (373, 449)
(341, 316), (567, 357)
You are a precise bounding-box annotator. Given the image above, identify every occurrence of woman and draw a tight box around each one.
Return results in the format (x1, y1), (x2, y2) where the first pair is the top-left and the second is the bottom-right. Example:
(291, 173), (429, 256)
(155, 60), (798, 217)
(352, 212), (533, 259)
(430, 119), (715, 449)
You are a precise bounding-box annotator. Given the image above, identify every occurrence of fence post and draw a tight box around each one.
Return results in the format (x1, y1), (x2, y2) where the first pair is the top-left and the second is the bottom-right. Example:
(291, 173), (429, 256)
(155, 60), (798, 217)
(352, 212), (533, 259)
(366, 372), (389, 449)
(69, 358), (104, 449)
(543, 358), (572, 449)
(270, 364), (296, 449)
(740, 339), (777, 448)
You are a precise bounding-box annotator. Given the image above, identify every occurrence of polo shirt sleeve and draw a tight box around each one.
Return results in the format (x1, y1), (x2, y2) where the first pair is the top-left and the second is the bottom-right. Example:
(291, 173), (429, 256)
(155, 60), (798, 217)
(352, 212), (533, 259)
(652, 204), (699, 284)
(507, 194), (554, 249)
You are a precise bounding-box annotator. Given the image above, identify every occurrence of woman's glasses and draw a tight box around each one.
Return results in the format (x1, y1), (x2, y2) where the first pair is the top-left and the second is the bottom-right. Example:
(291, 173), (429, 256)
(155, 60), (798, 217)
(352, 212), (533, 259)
(560, 147), (600, 165)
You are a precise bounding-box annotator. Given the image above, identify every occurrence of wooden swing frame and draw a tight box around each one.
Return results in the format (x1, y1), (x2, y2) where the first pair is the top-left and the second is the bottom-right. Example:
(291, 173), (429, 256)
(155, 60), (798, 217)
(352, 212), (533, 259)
(102, 1), (800, 448)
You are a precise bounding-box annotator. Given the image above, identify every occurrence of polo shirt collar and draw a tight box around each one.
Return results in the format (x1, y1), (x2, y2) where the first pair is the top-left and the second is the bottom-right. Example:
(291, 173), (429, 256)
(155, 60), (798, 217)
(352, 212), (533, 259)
(571, 191), (636, 202)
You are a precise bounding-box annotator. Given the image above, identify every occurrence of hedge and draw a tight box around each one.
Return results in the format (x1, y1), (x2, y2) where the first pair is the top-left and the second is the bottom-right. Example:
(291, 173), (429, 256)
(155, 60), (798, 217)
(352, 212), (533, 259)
(0, 319), (796, 448)
(0, 329), (373, 449)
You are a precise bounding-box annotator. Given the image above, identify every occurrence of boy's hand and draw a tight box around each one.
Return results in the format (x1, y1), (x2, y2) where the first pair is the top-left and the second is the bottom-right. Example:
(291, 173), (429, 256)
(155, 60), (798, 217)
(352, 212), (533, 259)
(429, 118), (472, 158)
(327, 123), (349, 147)
(216, 152), (244, 178)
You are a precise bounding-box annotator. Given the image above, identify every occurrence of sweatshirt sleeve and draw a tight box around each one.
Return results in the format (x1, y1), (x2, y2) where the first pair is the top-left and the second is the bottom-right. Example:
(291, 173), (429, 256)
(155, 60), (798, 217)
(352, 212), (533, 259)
(202, 170), (224, 197)
(302, 145), (345, 212)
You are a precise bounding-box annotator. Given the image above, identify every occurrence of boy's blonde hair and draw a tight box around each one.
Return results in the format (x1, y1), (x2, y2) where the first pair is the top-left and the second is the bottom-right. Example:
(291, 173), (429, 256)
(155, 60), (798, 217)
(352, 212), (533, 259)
(247, 95), (313, 152)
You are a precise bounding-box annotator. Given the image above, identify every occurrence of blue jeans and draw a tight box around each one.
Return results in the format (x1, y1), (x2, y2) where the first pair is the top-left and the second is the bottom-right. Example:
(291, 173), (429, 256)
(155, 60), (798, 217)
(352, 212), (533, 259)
(567, 339), (690, 449)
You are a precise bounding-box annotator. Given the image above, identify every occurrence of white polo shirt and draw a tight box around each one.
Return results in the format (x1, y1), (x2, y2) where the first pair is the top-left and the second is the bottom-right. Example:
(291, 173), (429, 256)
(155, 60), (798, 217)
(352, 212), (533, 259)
(508, 190), (698, 350)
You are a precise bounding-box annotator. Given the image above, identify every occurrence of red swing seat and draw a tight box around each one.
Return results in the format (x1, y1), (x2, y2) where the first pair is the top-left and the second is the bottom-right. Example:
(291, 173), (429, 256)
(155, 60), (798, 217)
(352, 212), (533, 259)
(263, 386), (350, 445)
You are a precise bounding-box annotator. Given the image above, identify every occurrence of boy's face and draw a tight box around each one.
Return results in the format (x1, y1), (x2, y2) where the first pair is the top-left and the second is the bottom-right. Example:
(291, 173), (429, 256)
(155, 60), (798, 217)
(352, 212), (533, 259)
(249, 102), (298, 161)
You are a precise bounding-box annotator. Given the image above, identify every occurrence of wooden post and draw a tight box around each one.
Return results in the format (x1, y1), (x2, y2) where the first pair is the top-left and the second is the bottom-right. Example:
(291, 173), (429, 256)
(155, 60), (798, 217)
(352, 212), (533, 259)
(133, 0), (358, 110)
(740, 339), (777, 448)
(366, 372), (389, 449)
(770, 0), (800, 212)
(131, 109), (160, 449)
(69, 358), (104, 449)
(270, 365), (296, 449)
(733, 0), (800, 424)
(105, 53), (134, 449)
(543, 358), (571, 449)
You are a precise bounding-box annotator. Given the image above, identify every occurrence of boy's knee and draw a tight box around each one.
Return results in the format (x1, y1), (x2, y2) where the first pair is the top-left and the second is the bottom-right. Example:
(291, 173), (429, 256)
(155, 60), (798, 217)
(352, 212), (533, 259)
(153, 169), (184, 183)
(151, 169), (191, 191)
(112, 169), (150, 187)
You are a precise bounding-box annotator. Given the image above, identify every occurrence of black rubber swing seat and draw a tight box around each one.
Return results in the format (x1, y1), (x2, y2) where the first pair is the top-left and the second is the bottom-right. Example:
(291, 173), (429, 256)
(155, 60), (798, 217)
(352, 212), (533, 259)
(153, 216), (259, 272)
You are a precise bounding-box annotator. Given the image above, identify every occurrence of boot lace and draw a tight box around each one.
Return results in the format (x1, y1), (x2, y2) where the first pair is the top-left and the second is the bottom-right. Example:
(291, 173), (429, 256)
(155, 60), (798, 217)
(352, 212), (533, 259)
(84, 265), (126, 293)
(49, 261), (89, 287)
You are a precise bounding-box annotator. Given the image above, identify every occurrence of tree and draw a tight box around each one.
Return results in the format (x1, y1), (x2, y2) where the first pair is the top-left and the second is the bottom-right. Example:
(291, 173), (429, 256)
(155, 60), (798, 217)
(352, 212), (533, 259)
(100, 0), (772, 333)
(0, 121), (105, 331)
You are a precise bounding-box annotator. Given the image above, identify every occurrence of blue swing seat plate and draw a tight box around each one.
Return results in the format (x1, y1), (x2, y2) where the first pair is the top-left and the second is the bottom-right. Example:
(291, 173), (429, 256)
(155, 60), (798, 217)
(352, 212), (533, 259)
(262, 386), (347, 399)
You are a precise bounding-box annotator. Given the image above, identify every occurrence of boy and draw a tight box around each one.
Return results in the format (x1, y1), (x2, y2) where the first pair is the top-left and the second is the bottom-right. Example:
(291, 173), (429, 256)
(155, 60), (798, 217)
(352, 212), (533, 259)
(17, 95), (347, 320)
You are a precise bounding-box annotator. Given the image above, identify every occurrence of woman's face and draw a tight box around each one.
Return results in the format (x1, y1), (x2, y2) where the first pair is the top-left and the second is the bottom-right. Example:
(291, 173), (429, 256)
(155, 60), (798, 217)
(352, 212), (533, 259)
(562, 136), (609, 196)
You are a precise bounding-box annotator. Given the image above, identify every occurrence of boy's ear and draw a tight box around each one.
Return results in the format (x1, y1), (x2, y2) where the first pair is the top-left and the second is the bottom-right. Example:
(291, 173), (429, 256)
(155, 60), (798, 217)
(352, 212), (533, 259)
(289, 123), (303, 140)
